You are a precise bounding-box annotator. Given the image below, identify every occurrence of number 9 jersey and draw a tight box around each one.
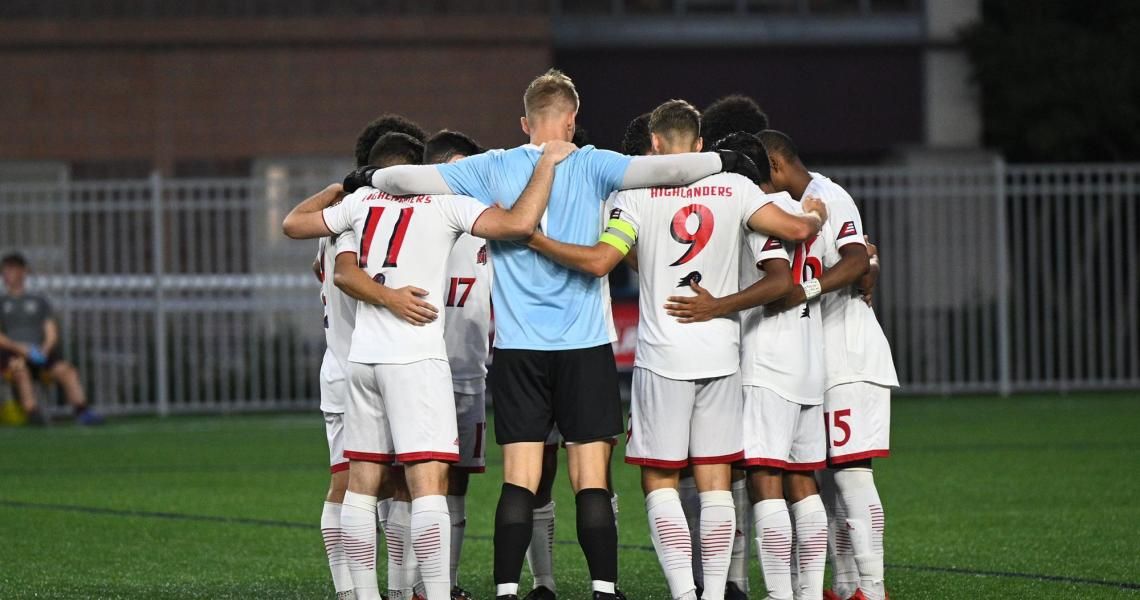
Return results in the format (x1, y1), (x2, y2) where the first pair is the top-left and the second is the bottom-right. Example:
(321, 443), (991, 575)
(606, 172), (775, 380)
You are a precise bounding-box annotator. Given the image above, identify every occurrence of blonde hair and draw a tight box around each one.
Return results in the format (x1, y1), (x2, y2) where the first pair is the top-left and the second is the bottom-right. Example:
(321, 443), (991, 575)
(523, 69), (580, 120)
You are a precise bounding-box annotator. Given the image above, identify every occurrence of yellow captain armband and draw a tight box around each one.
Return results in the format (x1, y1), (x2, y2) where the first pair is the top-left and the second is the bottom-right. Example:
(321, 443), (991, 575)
(599, 218), (636, 255)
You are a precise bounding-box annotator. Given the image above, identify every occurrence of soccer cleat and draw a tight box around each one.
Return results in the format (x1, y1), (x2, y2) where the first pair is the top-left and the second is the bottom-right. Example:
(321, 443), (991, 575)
(26, 409), (50, 427)
(823, 591), (842, 600)
(523, 587), (556, 600)
(592, 593), (617, 600)
(75, 408), (105, 426)
(451, 586), (474, 600)
(848, 591), (867, 600)
(614, 588), (628, 600)
(725, 581), (747, 600)
(336, 592), (356, 600)
(495, 596), (519, 600)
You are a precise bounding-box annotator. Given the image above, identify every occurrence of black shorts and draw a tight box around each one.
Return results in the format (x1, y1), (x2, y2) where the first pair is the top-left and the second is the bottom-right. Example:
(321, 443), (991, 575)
(489, 344), (623, 445)
(1, 349), (60, 381)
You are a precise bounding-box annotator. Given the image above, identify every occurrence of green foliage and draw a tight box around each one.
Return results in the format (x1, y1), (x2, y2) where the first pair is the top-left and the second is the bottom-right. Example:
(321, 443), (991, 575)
(962, 0), (1140, 161)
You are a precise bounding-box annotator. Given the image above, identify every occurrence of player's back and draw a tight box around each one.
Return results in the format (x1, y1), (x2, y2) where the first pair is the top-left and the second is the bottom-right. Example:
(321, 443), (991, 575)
(613, 172), (769, 380)
(739, 195), (826, 404)
(443, 234), (493, 387)
(438, 144), (630, 350)
(808, 173), (899, 389)
(318, 235), (357, 373)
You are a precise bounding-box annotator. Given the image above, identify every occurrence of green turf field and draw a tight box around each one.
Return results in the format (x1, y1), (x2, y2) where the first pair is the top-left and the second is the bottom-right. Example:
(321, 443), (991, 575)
(1, 393), (1138, 599)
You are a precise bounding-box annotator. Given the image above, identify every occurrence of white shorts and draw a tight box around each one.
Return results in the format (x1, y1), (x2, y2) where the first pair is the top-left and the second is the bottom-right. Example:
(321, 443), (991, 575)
(344, 359), (460, 464)
(454, 390), (487, 473)
(323, 411), (349, 474)
(741, 386), (826, 471)
(824, 381), (891, 464)
(625, 367), (743, 469)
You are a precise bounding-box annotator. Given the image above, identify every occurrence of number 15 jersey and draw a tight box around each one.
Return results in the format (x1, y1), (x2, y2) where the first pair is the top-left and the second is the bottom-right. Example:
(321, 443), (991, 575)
(607, 172), (775, 380)
(322, 187), (490, 366)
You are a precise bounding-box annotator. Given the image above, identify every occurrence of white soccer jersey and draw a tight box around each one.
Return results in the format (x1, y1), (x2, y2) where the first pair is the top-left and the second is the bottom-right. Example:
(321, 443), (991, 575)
(807, 173), (899, 389)
(739, 195), (826, 405)
(610, 172), (772, 380)
(443, 234), (493, 393)
(601, 192), (621, 344)
(317, 233), (358, 413)
(322, 187), (489, 365)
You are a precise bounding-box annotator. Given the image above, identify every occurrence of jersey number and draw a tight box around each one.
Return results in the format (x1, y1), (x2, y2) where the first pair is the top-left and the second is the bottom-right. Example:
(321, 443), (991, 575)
(359, 207), (414, 268)
(826, 409), (852, 447)
(446, 277), (477, 307)
(669, 204), (715, 266)
(791, 235), (823, 284)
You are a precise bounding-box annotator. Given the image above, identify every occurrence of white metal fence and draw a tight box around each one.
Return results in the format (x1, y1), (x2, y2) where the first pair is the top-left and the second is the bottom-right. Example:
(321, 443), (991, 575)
(1, 162), (1138, 415)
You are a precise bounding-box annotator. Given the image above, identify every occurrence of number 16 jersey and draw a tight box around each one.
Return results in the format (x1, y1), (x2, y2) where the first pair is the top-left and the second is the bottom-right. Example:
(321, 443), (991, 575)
(608, 172), (775, 380)
(322, 187), (489, 366)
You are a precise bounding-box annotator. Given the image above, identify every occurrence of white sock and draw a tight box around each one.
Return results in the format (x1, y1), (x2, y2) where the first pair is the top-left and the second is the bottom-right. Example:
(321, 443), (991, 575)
(678, 476), (702, 586)
(820, 469), (858, 598)
(322, 502), (354, 594)
(699, 491), (735, 600)
(411, 495), (451, 600)
(446, 495), (466, 587)
(835, 468), (885, 600)
(385, 500), (415, 598)
(789, 522), (800, 597)
(341, 492), (382, 600)
(753, 499), (793, 600)
(791, 495), (828, 600)
(728, 479), (750, 592)
(526, 500), (556, 592)
(645, 488), (697, 600)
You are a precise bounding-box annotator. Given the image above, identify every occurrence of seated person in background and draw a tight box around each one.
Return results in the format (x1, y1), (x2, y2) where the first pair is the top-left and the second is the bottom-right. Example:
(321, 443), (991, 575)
(0, 253), (103, 426)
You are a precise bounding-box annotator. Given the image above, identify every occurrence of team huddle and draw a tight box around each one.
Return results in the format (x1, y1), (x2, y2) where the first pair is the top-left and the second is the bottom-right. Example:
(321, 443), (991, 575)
(282, 70), (898, 600)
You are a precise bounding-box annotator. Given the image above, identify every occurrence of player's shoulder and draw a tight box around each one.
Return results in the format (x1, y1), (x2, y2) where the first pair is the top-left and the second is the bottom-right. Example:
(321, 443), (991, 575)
(767, 191), (801, 213)
(694, 171), (751, 188)
(808, 172), (855, 204)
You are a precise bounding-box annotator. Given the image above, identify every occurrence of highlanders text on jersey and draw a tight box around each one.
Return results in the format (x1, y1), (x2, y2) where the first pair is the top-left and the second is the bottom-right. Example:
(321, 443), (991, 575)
(739, 195), (826, 405)
(444, 234), (493, 393)
(609, 172), (772, 380)
(322, 187), (489, 365)
(808, 173), (899, 389)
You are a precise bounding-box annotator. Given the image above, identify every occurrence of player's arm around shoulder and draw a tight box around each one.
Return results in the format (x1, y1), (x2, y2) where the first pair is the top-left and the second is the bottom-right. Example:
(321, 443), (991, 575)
(527, 187), (635, 278)
(282, 183), (345, 239)
(331, 251), (438, 326)
(469, 140), (577, 240)
(747, 191), (828, 243)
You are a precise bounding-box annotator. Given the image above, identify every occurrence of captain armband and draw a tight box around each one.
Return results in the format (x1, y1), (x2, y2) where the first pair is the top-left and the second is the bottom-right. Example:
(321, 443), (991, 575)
(598, 218), (637, 256)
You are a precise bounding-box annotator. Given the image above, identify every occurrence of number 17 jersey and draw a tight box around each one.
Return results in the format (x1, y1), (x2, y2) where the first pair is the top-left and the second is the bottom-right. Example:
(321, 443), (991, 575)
(322, 187), (490, 365)
(608, 172), (774, 380)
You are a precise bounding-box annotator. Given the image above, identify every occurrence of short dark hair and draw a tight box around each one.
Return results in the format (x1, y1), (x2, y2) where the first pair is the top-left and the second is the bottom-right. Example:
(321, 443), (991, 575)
(571, 125), (591, 147)
(621, 113), (652, 156)
(713, 132), (771, 184)
(649, 99), (701, 144)
(0, 252), (27, 269)
(424, 130), (485, 164)
(757, 129), (799, 162)
(367, 132), (424, 169)
(701, 94), (769, 147)
(354, 114), (427, 167)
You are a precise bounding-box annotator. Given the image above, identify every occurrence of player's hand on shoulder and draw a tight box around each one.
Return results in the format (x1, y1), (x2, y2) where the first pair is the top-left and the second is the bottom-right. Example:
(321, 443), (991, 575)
(342, 166), (378, 194)
(383, 286), (439, 326)
(541, 140), (578, 164)
(716, 150), (764, 188)
(802, 195), (828, 223)
(664, 280), (722, 324)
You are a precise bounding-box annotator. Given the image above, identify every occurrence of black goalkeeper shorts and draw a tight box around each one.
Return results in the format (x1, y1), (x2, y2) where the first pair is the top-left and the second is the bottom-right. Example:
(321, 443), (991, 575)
(489, 344), (623, 445)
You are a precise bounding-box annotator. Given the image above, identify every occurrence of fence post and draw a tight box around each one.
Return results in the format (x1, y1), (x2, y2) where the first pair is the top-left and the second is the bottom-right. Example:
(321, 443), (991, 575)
(151, 171), (170, 416)
(994, 157), (1013, 397)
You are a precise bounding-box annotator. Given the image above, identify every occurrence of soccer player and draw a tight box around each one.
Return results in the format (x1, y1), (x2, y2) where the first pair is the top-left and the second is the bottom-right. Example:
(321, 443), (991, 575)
(425, 129), (492, 599)
(758, 130), (899, 600)
(346, 71), (760, 600)
(0, 253), (103, 426)
(700, 95), (769, 151)
(283, 138), (577, 600)
(526, 100), (828, 600)
(666, 131), (832, 600)
(355, 114), (428, 167)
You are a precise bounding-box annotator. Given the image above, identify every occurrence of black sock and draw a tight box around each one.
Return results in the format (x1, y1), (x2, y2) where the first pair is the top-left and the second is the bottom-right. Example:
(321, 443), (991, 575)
(493, 482), (535, 588)
(576, 487), (618, 588)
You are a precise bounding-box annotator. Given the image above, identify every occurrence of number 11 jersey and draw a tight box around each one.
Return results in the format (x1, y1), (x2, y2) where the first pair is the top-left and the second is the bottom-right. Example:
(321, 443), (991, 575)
(322, 187), (489, 366)
(608, 172), (775, 380)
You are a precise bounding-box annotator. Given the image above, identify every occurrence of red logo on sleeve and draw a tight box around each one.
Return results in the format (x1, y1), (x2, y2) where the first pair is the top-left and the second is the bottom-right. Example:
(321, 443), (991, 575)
(762, 237), (784, 251)
(837, 221), (858, 239)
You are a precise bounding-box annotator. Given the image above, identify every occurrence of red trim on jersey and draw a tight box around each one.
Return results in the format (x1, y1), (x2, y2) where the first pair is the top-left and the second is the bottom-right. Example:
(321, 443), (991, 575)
(785, 459), (828, 472)
(625, 456), (690, 469)
(452, 466), (486, 474)
(329, 461), (350, 473)
(344, 450), (396, 464)
(828, 449), (890, 465)
(467, 207), (493, 236)
(739, 457), (790, 469)
(690, 450), (745, 466)
(395, 451), (460, 464)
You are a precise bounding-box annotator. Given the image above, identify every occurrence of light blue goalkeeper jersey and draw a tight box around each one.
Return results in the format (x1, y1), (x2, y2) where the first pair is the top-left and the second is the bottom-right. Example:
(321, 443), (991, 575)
(437, 144), (631, 350)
